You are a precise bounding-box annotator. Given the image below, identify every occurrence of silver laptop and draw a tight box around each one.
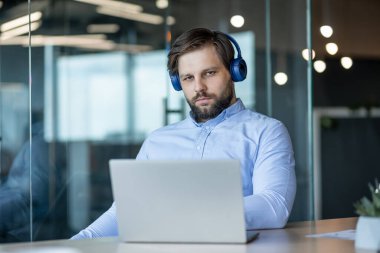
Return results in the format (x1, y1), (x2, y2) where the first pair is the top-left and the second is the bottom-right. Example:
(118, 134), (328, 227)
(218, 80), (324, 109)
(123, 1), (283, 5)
(109, 159), (259, 244)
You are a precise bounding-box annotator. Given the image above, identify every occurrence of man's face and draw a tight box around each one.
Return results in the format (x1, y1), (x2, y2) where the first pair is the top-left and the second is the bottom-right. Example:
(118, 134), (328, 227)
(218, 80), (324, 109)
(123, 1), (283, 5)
(177, 45), (236, 122)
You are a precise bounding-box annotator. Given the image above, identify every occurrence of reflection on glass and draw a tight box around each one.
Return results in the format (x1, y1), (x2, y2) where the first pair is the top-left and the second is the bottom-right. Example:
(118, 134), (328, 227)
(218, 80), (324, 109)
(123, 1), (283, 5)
(0, 80), (30, 242)
(0, 122), (67, 242)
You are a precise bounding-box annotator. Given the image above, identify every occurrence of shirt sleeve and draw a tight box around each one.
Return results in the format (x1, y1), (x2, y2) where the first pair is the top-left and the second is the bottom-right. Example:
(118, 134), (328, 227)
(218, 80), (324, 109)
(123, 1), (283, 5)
(70, 141), (150, 240)
(244, 121), (296, 230)
(70, 202), (118, 239)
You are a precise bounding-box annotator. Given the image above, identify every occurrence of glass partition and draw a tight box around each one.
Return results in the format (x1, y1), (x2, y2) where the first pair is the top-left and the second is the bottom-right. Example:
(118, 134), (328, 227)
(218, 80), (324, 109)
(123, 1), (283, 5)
(0, 0), (313, 242)
(0, 0), (33, 242)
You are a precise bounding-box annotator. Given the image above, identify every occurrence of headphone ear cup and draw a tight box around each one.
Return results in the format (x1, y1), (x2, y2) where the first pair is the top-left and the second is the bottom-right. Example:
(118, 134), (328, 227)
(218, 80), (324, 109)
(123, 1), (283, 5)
(169, 73), (182, 91)
(230, 58), (247, 82)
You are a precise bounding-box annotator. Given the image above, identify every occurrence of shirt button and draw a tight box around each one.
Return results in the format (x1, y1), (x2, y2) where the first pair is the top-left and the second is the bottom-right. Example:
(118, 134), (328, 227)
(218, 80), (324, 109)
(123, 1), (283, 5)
(197, 146), (201, 150)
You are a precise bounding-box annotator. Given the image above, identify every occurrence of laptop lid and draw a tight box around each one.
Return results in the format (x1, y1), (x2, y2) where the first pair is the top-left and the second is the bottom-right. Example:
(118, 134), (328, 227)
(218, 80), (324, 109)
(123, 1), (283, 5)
(109, 159), (252, 243)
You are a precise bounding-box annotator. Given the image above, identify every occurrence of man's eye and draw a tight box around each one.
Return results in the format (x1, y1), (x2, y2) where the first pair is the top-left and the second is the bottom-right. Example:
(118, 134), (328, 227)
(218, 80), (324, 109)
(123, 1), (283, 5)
(183, 76), (193, 81)
(206, 71), (216, 76)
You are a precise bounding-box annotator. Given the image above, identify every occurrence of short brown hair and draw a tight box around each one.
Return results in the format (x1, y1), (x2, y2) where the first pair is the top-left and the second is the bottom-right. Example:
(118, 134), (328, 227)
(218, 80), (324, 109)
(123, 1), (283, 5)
(167, 28), (235, 74)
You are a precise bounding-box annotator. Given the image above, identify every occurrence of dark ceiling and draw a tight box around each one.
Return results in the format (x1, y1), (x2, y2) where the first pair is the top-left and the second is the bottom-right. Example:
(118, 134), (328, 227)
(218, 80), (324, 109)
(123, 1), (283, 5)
(313, 0), (380, 59)
(1, 0), (379, 59)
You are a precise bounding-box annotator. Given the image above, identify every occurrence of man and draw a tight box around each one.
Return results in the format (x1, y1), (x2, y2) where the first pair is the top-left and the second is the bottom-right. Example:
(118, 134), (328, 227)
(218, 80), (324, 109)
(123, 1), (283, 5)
(71, 28), (296, 239)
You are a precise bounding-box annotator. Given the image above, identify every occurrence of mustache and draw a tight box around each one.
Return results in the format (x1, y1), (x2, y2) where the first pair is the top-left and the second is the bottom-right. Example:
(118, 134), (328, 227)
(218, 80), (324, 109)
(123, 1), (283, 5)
(192, 92), (214, 103)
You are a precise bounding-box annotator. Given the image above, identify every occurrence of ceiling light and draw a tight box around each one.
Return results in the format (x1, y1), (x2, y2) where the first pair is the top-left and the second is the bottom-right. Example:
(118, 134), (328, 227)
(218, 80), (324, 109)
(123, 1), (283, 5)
(341, 57), (353, 69)
(230, 15), (245, 28)
(1, 11), (42, 32)
(97, 6), (164, 25)
(36, 34), (108, 46)
(74, 0), (142, 13)
(0, 34), (106, 45)
(0, 34), (152, 52)
(325, 42), (338, 55)
(114, 44), (152, 53)
(87, 24), (120, 33)
(166, 16), (176, 26)
(156, 0), (168, 9)
(320, 25), (333, 38)
(302, 49), (316, 61)
(0, 1), (3, 9)
(313, 60), (326, 73)
(78, 0), (165, 25)
(274, 72), (288, 85)
(0, 21), (41, 40)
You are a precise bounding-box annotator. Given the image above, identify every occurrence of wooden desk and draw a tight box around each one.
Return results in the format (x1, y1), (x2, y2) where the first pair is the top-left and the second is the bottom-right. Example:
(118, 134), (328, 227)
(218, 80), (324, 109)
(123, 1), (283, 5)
(0, 217), (363, 253)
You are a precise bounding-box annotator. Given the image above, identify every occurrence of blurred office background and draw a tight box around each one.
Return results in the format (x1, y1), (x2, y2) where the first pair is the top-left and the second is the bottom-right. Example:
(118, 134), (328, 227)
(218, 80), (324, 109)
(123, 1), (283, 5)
(0, 0), (379, 242)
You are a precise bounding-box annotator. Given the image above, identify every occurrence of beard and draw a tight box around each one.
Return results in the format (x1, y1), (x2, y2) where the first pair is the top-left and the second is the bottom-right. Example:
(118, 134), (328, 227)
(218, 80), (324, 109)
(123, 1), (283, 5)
(187, 85), (234, 123)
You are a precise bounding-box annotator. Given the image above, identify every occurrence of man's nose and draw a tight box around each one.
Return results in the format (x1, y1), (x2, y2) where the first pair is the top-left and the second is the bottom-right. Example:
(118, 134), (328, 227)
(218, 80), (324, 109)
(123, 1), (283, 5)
(194, 77), (206, 93)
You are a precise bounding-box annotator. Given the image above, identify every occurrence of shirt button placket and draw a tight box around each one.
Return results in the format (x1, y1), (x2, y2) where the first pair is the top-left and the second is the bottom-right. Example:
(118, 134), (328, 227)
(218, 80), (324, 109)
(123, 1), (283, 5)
(194, 127), (206, 158)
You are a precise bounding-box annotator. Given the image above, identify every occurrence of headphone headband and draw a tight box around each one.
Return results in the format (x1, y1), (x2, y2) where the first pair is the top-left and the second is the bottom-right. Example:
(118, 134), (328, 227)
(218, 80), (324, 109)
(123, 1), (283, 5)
(224, 34), (243, 59)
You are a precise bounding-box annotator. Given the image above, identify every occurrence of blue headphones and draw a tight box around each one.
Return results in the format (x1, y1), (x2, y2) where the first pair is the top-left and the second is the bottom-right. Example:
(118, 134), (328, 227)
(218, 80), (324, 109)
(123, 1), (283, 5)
(169, 33), (247, 91)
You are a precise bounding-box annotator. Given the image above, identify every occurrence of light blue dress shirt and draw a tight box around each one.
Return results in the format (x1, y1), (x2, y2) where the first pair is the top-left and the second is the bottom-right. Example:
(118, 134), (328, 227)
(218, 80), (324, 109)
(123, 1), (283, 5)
(71, 99), (296, 239)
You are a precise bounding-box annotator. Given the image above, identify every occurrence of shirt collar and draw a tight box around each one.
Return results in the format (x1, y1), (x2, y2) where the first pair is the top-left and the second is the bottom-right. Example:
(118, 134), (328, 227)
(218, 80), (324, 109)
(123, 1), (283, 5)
(189, 98), (246, 127)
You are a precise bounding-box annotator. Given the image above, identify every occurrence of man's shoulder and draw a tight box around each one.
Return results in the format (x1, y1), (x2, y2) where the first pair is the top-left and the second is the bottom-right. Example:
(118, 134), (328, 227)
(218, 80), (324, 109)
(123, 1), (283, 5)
(233, 109), (291, 143)
(148, 117), (192, 136)
(236, 108), (284, 127)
